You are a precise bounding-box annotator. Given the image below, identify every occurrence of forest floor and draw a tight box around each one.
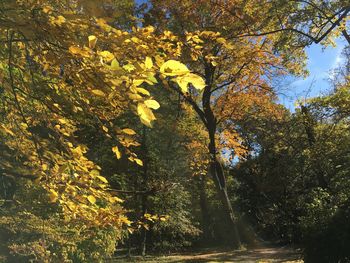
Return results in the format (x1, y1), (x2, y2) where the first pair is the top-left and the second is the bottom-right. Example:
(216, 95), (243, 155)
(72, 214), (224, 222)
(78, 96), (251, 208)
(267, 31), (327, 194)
(111, 246), (303, 262)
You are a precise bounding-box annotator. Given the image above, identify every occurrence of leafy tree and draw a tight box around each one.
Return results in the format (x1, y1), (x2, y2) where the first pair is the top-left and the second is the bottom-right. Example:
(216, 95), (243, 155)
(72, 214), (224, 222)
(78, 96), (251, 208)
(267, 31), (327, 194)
(0, 0), (205, 259)
(142, 0), (306, 247)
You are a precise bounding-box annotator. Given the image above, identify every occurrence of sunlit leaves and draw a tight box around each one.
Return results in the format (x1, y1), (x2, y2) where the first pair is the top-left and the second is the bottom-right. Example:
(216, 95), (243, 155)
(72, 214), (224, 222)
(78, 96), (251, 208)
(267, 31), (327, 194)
(50, 15), (66, 26)
(110, 59), (120, 70)
(87, 195), (96, 204)
(145, 56), (153, 69)
(144, 99), (160, 109)
(98, 50), (115, 62)
(91, 89), (105, 97)
(122, 128), (136, 135)
(175, 73), (206, 92)
(0, 0), (209, 233)
(135, 87), (150, 96)
(96, 175), (108, 184)
(135, 158), (143, 166)
(112, 146), (122, 159)
(69, 46), (91, 57)
(88, 35), (97, 49)
(160, 60), (206, 92)
(49, 189), (58, 203)
(137, 102), (156, 127)
(160, 60), (190, 76)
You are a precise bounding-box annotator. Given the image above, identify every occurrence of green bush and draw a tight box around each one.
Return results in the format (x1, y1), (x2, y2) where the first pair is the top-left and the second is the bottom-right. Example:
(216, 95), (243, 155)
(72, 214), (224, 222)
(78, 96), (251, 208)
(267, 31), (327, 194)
(302, 199), (350, 263)
(0, 180), (121, 262)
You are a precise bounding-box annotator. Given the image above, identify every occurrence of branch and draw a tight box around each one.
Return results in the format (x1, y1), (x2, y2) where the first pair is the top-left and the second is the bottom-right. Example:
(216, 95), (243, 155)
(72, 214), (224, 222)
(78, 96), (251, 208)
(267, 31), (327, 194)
(163, 79), (208, 126)
(236, 6), (350, 45)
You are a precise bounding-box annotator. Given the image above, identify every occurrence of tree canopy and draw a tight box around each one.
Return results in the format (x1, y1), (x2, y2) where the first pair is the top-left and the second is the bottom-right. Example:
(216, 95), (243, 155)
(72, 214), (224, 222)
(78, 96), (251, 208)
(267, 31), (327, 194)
(0, 0), (349, 262)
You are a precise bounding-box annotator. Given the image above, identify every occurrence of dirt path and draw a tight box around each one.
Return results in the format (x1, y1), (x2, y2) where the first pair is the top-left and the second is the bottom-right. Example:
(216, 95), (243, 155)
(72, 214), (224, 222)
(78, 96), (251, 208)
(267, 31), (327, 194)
(112, 246), (303, 262)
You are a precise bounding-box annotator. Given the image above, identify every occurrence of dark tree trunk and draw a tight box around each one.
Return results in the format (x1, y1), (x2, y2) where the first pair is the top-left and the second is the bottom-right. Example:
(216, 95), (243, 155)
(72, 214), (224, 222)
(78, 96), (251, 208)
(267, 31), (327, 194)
(207, 128), (241, 248)
(201, 64), (241, 248)
(197, 174), (212, 241)
(140, 126), (149, 256)
(301, 105), (328, 189)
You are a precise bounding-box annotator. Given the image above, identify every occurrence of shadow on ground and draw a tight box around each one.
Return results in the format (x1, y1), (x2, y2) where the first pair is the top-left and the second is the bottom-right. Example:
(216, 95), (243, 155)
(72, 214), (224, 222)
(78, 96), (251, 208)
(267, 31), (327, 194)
(111, 246), (303, 263)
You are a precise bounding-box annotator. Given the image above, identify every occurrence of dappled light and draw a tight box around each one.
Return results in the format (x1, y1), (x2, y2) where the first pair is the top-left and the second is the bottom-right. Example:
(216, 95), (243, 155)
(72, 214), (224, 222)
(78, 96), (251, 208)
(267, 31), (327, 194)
(0, 0), (349, 262)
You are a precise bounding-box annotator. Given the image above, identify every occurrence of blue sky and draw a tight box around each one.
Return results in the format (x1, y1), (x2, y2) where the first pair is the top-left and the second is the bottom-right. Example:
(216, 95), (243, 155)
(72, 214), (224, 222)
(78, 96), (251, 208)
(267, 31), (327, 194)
(278, 38), (347, 110)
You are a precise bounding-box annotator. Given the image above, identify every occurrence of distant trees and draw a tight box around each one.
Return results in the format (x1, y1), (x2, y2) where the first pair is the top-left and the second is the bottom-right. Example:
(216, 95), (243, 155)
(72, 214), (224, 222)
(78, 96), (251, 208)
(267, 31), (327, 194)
(234, 49), (350, 262)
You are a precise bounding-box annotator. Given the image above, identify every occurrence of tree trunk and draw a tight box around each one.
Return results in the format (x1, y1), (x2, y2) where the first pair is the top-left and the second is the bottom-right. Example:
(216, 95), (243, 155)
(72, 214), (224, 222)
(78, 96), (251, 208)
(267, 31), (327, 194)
(208, 128), (241, 248)
(197, 174), (212, 241)
(201, 64), (241, 248)
(301, 105), (328, 189)
(140, 126), (149, 256)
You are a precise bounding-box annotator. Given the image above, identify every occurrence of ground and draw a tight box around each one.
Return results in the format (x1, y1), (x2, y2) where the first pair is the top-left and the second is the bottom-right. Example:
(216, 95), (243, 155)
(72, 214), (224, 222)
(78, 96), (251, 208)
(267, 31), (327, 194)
(111, 246), (303, 262)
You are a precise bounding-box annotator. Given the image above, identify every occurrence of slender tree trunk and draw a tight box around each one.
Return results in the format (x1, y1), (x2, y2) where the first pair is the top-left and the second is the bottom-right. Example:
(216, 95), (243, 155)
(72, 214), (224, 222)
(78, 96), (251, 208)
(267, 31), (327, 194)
(197, 174), (212, 241)
(201, 64), (241, 248)
(208, 128), (241, 248)
(140, 126), (149, 256)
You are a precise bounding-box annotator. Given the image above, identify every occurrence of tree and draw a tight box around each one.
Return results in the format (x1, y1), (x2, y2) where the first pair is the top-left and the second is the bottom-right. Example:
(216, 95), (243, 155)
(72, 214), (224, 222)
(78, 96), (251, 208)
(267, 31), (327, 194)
(0, 0), (206, 259)
(143, 0), (305, 247)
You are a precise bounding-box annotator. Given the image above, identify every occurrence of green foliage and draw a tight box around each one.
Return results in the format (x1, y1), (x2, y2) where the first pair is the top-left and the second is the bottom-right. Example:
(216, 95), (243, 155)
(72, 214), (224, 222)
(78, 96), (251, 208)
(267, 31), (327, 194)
(302, 199), (350, 263)
(0, 180), (120, 263)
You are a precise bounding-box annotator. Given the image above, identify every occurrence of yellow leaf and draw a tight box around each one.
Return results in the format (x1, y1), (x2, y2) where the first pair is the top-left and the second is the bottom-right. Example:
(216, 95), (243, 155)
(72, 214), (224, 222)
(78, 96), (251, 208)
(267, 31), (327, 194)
(136, 87), (150, 96)
(58, 118), (67, 124)
(112, 146), (121, 159)
(69, 46), (90, 57)
(122, 128), (136, 135)
(51, 15), (66, 26)
(135, 158), (143, 166)
(96, 175), (108, 184)
(184, 73), (206, 90)
(34, 176), (42, 184)
(69, 46), (80, 54)
(144, 99), (160, 110)
(42, 6), (53, 14)
(120, 216), (132, 226)
(145, 56), (153, 69)
(90, 169), (100, 177)
(98, 50), (115, 62)
(137, 103), (156, 127)
(87, 195), (96, 204)
(123, 64), (136, 72)
(176, 73), (206, 92)
(109, 196), (124, 203)
(160, 60), (190, 76)
(144, 213), (151, 218)
(110, 59), (120, 70)
(91, 89), (105, 97)
(102, 126), (109, 132)
(114, 196), (124, 203)
(49, 189), (58, 203)
(133, 79), (144, 86)
(146, 73), (158, 84)
(42, 164), (48, 171)
(0, 125), (15, 136)
(88, 35), (97, 49)
(217, 37), (226, 44)
(129, 93), (143, 101)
